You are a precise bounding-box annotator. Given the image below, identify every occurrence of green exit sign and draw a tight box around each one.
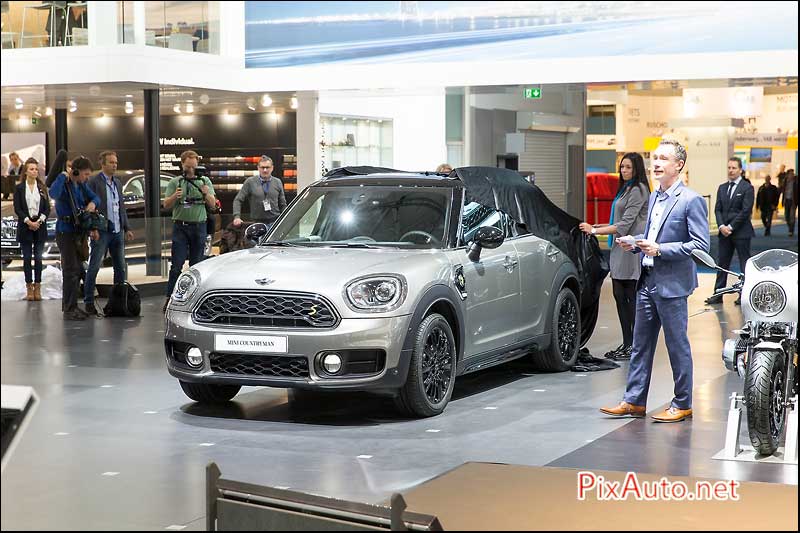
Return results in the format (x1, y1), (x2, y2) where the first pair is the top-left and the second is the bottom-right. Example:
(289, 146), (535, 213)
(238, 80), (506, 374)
(524, 88), (542, 99)
(31, 117), (38, 125)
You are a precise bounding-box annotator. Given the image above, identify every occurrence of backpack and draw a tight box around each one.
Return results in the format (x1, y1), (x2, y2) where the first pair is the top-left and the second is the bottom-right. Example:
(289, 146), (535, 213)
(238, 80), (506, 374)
(103, 282), (141, 317)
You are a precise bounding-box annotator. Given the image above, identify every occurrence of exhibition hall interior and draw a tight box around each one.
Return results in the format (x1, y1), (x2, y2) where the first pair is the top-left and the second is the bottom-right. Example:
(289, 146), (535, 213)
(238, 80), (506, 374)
(1, 1), (798, 531)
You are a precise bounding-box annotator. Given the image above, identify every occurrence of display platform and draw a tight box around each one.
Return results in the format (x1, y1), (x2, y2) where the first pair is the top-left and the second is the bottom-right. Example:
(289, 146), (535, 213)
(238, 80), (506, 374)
(400, 462), (799, 531)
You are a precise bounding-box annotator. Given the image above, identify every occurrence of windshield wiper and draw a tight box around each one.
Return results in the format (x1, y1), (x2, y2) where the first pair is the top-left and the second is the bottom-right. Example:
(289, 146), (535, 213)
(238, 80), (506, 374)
(259, 240), (298, 247)
(329, 242), (377, 249)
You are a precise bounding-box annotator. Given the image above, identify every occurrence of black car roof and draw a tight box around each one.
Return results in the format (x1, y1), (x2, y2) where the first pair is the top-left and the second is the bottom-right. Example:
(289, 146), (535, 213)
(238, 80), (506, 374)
(316, 171), (462, 189)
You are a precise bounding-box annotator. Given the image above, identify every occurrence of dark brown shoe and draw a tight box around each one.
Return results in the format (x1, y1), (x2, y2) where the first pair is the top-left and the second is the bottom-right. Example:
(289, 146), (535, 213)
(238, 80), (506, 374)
(83, 302), (104, 318)
(64, 310), (86, 321)
(600, 401), (646, 418)
(651, 407), (692, 423)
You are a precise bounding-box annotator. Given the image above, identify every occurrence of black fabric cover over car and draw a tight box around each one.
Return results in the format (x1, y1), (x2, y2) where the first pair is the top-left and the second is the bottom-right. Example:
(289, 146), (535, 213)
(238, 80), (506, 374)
(324, 166), (609, 345)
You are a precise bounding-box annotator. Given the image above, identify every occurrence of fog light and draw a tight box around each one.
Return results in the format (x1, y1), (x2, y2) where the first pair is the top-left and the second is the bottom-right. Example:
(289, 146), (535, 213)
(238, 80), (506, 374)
(187, 347), (203, 368)
(322, 353), (343, 374)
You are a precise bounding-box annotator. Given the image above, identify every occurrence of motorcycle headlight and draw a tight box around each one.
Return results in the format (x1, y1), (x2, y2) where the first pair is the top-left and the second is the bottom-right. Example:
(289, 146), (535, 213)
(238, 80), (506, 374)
(749, 281), (786, 317)
(345, 275), (407, 313)
(171, 269), (200, 304)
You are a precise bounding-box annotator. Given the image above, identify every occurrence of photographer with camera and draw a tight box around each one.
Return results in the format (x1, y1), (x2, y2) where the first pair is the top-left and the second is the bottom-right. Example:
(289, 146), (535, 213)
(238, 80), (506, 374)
(163, 150), (216, 312)
(49, 156), (102, 321)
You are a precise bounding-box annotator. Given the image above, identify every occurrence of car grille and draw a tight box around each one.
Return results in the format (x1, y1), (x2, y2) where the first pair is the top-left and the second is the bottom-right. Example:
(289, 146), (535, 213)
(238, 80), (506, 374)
(193, 291), (338, 328)
(210, 353), (309, 378)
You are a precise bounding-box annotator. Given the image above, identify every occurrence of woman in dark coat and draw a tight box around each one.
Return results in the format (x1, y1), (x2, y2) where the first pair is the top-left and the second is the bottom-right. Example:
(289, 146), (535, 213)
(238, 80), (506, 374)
(14, 158), (51, 301)
(579, 153), (650, 360)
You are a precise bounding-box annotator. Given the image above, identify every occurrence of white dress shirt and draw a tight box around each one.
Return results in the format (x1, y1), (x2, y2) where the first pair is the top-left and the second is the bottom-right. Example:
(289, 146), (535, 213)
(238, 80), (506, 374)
(642, 179), (682, 267)
(24, 181), (45, 223)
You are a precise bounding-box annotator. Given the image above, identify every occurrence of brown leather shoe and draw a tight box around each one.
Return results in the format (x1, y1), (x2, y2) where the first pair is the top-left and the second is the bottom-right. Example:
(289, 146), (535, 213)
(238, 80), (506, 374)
(599, 401), (646, 418)
(651, 407), (693, 423)
(33, 283), (42, 301)
(25, 283), (34, 301)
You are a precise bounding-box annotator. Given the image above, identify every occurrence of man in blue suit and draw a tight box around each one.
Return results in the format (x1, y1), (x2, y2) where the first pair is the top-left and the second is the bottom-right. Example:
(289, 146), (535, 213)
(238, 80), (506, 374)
(600, 139), (710, 423)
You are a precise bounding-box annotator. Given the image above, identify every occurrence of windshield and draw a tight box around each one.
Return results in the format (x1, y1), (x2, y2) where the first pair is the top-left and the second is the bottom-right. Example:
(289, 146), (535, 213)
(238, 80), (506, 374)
(751, 249), (798, 272)
(268, 185), (451, 249)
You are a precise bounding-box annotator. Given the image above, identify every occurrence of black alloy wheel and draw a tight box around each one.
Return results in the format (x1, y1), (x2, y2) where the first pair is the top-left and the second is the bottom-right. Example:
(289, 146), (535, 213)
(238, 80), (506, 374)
(558, 296), (579, 363)
(396, 313), (457, 417)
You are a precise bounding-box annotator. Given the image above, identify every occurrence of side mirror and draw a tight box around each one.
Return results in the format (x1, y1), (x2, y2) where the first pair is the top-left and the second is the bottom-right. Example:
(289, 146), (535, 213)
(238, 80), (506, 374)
(245, 222), (268, 243)
(467, 226), (504, 262)
(691, 249), (717, 270)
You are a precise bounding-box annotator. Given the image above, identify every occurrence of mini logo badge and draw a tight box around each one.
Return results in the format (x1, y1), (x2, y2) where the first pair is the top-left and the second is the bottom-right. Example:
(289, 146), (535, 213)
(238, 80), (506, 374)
(255, 277), (275, 286)
(309, 304), (318, 317)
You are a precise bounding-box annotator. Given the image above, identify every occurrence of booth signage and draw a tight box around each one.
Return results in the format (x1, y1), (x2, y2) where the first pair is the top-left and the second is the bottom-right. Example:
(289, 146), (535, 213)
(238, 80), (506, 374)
(734, 133), (789, 147)
(587, 134), (617, 150)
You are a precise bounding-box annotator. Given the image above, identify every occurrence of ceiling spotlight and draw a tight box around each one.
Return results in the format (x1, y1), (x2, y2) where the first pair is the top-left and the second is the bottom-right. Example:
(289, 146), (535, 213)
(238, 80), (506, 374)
(45, 107), (53, 116)
(34, 107), (42, 117)
(125, 101), (134, 114)
(15, 97), (23, 110)
(290, 97), (298, 109)
(173, 103), (181, 114)
(199, 93), (210, 105)
(185, 102), (194, 113)
(125, 94), (133, 98)
(69, 100), (78, 112)
(261, 94), (272, 107)
(89, 85), (101, 96)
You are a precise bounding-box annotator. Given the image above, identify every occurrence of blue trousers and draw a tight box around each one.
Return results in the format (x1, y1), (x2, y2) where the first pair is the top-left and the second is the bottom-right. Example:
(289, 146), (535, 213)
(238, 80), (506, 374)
(167, 221), (206, 296)
(21, 236), (45, 284)
(623, 273), (693, 410)
(85, 230), (127, 304)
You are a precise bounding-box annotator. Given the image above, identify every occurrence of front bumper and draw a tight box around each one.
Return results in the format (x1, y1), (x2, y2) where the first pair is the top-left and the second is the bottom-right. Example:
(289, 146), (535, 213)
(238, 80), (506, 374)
(164, 310), (414, 391)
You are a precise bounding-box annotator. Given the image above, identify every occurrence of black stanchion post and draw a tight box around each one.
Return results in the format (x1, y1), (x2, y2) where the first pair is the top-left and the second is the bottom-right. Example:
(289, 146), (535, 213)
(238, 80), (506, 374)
(144, 89), (162, 276)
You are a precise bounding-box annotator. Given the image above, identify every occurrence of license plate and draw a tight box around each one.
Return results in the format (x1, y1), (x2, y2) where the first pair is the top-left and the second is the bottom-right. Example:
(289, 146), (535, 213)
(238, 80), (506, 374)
(214, 334), (288, 354)
(1, 240), (19, 249)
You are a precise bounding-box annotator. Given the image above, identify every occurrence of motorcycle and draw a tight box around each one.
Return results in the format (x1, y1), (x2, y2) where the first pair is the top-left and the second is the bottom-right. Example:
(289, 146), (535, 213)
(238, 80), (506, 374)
(692, 248), (798, 456)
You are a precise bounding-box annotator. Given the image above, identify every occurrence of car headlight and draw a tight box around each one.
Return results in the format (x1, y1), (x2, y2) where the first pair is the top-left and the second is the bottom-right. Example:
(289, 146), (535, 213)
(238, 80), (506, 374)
(749, 281), (786, 317)
(345, 275), (407, 313)
(46, 219), (56, 232)
(171, 269), (200, 304)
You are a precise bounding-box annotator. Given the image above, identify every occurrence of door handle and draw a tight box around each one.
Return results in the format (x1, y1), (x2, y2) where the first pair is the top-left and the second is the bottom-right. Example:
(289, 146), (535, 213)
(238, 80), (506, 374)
(547, 248), (560, 257)
(503, 256), (519, 272)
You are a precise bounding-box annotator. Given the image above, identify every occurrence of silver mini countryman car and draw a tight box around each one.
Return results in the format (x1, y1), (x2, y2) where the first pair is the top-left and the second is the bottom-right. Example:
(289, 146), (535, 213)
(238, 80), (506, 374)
(165, 167), (605, 417)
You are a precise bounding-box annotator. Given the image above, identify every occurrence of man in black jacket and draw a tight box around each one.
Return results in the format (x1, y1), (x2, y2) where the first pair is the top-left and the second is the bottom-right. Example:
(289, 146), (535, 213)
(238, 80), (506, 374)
(756, 175), (780, 236)
(706, 157), (754, 305)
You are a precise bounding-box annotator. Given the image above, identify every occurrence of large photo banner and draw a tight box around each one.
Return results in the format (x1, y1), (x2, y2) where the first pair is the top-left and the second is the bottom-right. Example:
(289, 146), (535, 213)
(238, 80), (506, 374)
(245, 1), (797, 69)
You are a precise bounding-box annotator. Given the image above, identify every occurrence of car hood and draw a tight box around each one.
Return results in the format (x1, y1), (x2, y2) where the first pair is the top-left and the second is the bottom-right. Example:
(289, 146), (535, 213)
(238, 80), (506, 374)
(189, 245), (453, 318)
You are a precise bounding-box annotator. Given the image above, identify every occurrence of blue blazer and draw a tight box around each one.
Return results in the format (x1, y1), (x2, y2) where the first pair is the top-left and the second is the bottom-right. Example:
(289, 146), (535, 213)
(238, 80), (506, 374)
(634, 181), (710, 298)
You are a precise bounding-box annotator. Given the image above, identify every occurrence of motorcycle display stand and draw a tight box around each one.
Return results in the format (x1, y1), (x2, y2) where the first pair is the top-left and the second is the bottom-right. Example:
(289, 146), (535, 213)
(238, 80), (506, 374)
(712, 393), (798, 465)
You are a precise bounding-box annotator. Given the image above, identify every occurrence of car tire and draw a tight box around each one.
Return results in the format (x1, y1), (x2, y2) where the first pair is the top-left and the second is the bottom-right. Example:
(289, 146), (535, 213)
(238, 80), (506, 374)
(533, 287), (581, 372)
(179, 380), (241, 403)
(396, 313), (457, 418)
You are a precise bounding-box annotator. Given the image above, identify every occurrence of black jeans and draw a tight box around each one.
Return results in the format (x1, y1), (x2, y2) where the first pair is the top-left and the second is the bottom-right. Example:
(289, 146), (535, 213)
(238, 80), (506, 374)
(56, 232), (82, 313)
(714, 236), (751, 293)
(167, 221), (207, 296)
(21, 234), (45, 284)
(760, 208), (774, 234)
(612, 278), (637, 348)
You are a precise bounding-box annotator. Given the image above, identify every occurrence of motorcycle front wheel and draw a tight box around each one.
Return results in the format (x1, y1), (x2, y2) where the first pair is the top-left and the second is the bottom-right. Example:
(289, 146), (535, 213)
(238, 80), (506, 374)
(744, 349), (786, 456)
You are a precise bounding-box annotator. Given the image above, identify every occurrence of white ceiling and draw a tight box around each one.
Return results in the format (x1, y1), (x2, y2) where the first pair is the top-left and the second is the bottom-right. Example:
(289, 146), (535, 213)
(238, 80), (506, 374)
(1, 82), (297, 118)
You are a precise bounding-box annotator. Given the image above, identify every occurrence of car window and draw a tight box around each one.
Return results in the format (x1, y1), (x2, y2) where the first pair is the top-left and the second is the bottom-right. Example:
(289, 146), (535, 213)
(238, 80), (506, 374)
(123, 177), (143, 198)
(460, 202), (505, 244)
(270, 186), (451, 249)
